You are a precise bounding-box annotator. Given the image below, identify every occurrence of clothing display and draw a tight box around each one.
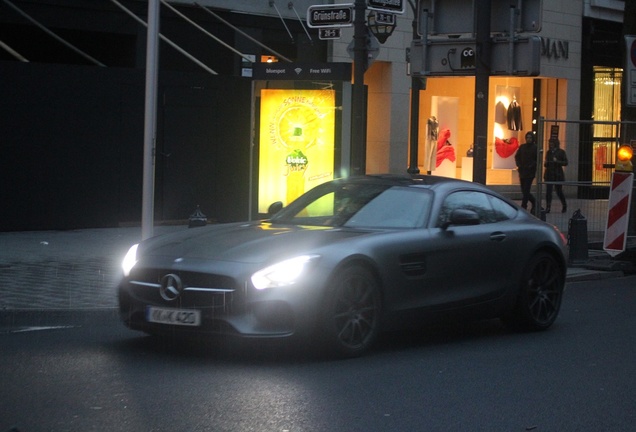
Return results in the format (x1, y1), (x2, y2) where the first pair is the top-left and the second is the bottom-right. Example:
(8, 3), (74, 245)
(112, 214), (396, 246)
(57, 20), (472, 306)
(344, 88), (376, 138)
(426, 117), (439, 172)
(507, 99), (523, 131)
(494, 101), (507, 125)
(427, 117), (439, 141)
(494, 136), (519, 158)
(436, 128), (456, 167)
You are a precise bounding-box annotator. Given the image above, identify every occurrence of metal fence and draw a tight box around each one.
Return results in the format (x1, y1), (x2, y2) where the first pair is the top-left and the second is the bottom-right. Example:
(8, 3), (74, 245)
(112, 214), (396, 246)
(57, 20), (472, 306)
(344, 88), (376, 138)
(536, 192), (608, 244)
(535, 118), (636, 245)
(536, 118), (636, 242)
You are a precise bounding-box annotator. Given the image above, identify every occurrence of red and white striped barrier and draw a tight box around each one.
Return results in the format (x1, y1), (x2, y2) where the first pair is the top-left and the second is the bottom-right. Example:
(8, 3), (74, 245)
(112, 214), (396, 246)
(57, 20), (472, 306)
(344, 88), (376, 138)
(603, 171), (634, 256)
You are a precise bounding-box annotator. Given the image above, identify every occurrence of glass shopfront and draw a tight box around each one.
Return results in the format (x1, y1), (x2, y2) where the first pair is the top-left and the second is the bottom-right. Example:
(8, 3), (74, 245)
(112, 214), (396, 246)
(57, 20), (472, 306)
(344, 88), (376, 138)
(416, 75), (562, 185)
(591, 66), (623, 184)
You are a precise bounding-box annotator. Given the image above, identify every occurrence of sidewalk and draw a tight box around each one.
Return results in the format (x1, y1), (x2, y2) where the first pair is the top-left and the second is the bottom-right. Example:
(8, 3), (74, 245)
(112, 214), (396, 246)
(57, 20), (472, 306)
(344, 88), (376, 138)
(0, 225), (185, 311)
(0, 225), (630, 311)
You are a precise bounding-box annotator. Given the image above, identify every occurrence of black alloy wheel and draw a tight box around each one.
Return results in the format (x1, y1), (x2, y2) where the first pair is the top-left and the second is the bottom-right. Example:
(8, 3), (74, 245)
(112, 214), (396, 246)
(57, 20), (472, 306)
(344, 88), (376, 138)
(504, 251), (565, 331)
(321, 265), (382, 358)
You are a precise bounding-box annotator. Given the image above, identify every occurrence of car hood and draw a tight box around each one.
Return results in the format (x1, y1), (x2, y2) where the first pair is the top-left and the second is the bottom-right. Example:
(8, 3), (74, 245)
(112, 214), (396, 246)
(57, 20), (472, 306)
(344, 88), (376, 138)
(137, 222), (369, 264)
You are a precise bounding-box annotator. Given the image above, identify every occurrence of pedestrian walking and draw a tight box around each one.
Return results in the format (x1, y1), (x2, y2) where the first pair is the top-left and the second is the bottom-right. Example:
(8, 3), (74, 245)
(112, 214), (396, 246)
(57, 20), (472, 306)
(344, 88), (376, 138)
(515, 132), (538, 212)
(544, 138), (568, 213)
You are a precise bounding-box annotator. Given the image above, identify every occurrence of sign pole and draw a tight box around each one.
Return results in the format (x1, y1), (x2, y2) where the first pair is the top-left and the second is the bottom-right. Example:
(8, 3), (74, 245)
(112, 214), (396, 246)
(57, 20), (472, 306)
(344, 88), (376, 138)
(407, 4), (421, 175)
(142, 0), (159, 240)
(351, 0), (367, 176)
(308, 0), (404, 177)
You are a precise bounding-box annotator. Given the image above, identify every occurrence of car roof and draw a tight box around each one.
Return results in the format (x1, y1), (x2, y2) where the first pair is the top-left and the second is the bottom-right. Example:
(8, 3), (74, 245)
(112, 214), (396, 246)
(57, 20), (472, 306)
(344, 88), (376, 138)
(331, 175), (520, 212)
(336, 174), (492, 193)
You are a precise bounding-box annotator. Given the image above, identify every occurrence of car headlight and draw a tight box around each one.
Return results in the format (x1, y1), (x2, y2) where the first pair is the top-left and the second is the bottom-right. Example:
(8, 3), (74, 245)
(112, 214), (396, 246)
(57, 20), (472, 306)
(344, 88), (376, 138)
(251, 255), (320, 290)
(122, 243), (139, 277)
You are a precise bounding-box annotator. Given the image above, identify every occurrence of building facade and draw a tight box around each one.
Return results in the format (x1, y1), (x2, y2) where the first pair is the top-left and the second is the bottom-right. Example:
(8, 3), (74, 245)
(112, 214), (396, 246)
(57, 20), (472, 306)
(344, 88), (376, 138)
(0, 0), (627, 230)
(329, 0), (625, 192)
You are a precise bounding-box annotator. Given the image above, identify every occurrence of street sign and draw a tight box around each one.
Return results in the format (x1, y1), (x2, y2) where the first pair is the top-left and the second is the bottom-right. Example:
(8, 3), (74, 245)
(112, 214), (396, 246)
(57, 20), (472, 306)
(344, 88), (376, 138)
(374, 12), (396, 25)
(307, 4), (354, 28)
(319, 28), (342, 40)
(367, 0), (405, 14)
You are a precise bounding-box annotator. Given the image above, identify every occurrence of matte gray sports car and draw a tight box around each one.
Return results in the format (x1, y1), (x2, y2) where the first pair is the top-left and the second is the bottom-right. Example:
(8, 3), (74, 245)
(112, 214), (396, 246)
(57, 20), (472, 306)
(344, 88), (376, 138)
(118, 175), (568, 357)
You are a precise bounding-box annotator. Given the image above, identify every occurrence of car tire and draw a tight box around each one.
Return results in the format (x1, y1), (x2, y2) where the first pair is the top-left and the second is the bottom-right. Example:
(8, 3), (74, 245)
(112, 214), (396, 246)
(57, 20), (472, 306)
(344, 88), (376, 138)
(319, 265), (382, 358)
(503, 251), (564, 331)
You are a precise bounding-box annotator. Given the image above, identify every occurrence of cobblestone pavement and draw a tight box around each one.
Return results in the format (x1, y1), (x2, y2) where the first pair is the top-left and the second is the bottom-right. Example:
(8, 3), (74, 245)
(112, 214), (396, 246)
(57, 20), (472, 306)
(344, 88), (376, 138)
(0, 226), (186, 311)
(0, 221), (629, 311)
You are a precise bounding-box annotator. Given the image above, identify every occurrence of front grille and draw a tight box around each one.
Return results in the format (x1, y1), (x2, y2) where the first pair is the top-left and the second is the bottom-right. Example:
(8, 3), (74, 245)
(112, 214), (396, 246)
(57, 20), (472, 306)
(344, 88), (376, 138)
(128, 267), (241, 312)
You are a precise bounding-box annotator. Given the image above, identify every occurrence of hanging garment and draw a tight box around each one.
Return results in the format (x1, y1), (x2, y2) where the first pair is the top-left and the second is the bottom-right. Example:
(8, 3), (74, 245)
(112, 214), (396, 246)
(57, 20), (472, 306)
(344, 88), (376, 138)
(494, 101), (507, 124)
(427, 117), (439, 141)
(507, 100), (523, 131)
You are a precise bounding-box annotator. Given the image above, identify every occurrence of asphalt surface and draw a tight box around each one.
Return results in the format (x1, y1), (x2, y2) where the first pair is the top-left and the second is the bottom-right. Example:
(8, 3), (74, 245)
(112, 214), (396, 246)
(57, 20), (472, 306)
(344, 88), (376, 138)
(0, 224), (630, 312)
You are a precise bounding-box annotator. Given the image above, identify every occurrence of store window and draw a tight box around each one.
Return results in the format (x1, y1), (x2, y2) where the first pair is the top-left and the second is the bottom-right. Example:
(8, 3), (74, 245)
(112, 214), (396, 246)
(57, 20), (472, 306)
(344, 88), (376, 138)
(592, 66), (622, 183)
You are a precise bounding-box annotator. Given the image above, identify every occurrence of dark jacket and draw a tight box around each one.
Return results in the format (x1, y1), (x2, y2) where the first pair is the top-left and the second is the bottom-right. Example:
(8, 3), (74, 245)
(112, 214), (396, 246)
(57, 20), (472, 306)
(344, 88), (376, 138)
(515, 142), (537, 179)
(544, 147), (568, 181)
(507, 100), (523, 131)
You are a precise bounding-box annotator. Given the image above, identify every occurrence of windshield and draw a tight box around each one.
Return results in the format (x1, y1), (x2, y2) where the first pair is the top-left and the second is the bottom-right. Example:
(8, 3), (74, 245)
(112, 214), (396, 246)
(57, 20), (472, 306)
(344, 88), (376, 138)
(271, 182), (432, 228)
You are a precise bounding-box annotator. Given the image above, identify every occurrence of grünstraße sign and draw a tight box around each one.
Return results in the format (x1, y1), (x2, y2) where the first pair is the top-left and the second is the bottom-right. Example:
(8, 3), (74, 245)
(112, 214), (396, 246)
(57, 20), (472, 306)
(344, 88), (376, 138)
(307, 4), (354, 28)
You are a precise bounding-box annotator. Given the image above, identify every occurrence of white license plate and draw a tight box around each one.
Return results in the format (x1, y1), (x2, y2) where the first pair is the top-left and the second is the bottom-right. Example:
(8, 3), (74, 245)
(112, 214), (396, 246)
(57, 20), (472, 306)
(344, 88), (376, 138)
(146, 306), (201, 326)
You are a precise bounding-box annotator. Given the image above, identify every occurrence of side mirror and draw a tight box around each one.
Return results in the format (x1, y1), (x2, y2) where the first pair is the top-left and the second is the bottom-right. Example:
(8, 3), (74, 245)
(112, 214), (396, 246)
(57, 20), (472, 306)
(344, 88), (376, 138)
(268, 201), (284, 217)
(441, 209), (480, 229)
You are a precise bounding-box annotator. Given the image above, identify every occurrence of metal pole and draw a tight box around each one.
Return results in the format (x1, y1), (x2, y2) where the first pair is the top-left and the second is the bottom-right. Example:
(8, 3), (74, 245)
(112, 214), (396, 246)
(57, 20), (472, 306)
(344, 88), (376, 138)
(472, 0), (491, 185)
(141, 0), (159, 240)
(407, 2), (421, 175)
(408, 77), (422, 174)
(536, 116), (545, 218)
(351, 0), (367, 176)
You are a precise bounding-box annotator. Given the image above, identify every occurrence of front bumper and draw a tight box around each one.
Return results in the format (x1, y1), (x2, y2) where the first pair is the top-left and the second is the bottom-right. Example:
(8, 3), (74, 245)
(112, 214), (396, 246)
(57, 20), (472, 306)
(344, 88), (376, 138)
(117, 271), (326, 339)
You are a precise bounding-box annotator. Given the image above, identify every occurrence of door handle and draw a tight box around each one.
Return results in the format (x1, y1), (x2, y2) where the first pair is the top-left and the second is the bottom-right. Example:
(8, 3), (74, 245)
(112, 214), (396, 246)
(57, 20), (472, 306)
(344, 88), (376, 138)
(490, 232), (506, 242)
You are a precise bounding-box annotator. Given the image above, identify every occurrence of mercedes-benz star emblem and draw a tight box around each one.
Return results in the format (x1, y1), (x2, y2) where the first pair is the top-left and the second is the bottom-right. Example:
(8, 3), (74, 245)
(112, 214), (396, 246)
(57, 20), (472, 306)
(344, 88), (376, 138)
(160, 273), (183, 301)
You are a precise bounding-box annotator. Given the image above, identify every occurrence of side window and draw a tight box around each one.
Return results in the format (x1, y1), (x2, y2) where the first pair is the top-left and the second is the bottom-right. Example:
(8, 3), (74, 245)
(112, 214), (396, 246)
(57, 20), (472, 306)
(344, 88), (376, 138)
(486, 194), (518, 221)
(437, 191), (499, 226)
(346, 187), (431, 228)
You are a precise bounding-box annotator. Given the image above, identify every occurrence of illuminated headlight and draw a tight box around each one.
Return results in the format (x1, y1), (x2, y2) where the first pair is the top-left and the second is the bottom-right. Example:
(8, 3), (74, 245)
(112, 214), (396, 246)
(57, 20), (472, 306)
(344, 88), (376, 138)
(251, 255), (320, 290)
(122, 244), (139, 277)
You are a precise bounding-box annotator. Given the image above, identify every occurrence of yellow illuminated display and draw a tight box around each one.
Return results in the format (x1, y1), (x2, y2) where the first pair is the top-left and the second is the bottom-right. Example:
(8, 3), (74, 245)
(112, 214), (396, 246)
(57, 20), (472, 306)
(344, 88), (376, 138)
(258, 89), (336, 212)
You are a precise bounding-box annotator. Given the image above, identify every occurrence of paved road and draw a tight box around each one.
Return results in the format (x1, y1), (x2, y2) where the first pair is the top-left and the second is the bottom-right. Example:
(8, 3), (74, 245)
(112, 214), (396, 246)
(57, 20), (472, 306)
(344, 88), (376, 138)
(2, 276), (636, 432)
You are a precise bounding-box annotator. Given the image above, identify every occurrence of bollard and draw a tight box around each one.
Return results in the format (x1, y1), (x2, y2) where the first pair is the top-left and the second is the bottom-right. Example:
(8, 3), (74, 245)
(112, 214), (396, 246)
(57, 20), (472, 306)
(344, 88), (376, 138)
(567, 209), (588, 263)
(188, 205), (207, 228)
